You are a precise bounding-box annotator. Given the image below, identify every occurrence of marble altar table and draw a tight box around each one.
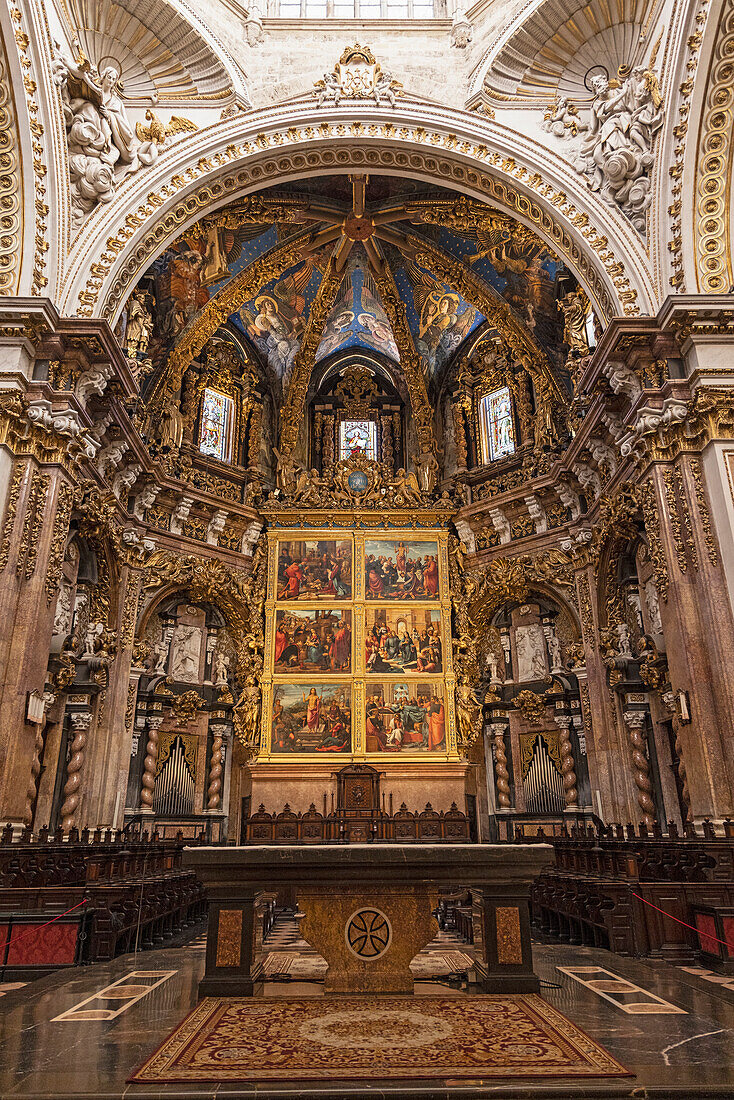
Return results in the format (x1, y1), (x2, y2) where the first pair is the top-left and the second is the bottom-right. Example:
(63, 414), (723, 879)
(184, 843), (553, 996)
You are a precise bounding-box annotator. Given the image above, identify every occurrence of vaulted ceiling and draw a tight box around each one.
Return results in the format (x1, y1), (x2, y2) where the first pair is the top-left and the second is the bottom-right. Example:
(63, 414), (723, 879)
(131, 174), (575, 409)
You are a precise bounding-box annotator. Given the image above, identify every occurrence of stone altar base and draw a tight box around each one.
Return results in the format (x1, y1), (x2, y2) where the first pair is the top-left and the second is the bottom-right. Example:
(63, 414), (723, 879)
(184, 844), (553, 997)
(299, 885), (438, 993)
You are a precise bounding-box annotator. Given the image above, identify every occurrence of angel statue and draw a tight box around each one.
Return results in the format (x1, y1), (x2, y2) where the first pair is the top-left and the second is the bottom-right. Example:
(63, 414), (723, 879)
(52, 49), (160, 225)
(455, 678), (483, 750)
(388, 467), (423, 506)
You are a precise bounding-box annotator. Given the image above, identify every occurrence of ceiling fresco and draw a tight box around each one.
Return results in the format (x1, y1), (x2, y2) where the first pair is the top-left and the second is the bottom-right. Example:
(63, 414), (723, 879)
(315, 251), (400, 365)
(130, 175), (577, 407)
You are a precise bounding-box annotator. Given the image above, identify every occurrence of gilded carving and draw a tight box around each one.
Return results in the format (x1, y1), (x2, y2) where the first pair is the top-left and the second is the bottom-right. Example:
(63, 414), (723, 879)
(690, 458), (718, 566)
(513, 690), (547, 724)
(20, 471), (49, 580)
(638, 480), (668, 601)
(576, 571), (595, 647)
(96, 142), (632, 325)
(0, 460), (27, 572)
(7, 5), (48, 294)
(663, 468), (687, 574)
(45, 483), (75, 603)
(0, 34), (21, 295)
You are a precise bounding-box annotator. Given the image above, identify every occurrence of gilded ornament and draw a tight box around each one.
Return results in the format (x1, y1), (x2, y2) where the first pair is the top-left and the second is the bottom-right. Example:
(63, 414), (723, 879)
(45, 482), (75, 603)
(689, 458), (718, 565)
(513, 689), (548, 724)
(171, 690), (206, 724)
(0, 460), (26, 573)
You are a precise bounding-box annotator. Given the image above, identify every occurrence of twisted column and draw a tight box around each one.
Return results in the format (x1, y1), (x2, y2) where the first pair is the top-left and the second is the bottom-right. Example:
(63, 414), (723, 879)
(490, 722), (511, 809)
(139, 716), (164, 812)
(554, 715), (579, 809)
(623, 711), (656, 827)
(207, 724), (226, 810)
(25, 725), (45, 824)
(60, 712), (92, 832)
(673, 720), (692, 820)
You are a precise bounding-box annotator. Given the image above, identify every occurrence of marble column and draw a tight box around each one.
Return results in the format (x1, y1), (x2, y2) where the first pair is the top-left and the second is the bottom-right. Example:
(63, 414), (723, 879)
(60, 711), (93, 831)
(553, 714), (579, 810)
(139, 715), (164, 817)
(489, 722), (511, 810)
(622, 710), (656, 828)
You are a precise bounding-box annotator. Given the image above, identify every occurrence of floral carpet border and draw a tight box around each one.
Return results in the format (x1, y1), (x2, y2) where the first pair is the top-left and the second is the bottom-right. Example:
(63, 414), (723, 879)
(130, 994), (632, 1082)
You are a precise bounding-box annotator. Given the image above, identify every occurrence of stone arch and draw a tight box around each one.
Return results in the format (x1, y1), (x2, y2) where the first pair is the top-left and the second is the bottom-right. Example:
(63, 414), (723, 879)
(55, 106), (658, 324)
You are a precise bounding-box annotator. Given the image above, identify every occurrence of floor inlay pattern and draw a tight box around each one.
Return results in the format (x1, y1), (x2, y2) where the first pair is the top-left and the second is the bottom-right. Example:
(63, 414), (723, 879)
(679, 966), (734, 992)
(557, 966), (687, 1014)
(130, 994), (631, 1082)
(51, 969), (177, 1021)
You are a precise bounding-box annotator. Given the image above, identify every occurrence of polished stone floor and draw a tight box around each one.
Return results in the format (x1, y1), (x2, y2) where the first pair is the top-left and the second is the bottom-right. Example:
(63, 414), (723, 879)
(0, 926), (733, 1099)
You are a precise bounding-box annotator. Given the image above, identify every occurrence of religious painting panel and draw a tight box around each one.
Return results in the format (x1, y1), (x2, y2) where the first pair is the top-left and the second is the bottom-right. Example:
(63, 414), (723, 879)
(273, 609), (352, 674)
(276, 539), (352, 601)
(364, 539), (440, 600)
(271, 683), (352, 755)
(365, 607), (443, 674)
(365, 682), (447, 753)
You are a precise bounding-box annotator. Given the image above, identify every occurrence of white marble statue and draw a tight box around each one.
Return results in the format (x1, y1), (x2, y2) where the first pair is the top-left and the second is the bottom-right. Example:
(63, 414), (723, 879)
(515, 623), (547, 682)
(152, 635), (170, 675)
(52, 52), (160, 227)
(171, 626), (202, 683)
(206, 510), (228, 546)
(571, 67), (663, 233)
(547, 630), (564, 672)
(450, 10), (473, 48)
(213, 649), (230, 688)
(645, 578), (663, 634)
(616, 622), (633, 659)
(133, 483), (161, 522)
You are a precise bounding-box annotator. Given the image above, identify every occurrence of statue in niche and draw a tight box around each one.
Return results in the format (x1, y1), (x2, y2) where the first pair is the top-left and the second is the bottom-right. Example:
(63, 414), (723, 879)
(52, 51), (159, 226)
(557, 290), (590, 358)
(645, 578), (663, 634)
(171, 626), (202, 683)
(415, 449), (439, 495)
(514, 623), (547, 682)
(213, 649), (230, 688)
(125, 289), (154, 362)
(547, 630), (564, 672)
(616, 622), (633, 659)
(152, 635), (170, 675)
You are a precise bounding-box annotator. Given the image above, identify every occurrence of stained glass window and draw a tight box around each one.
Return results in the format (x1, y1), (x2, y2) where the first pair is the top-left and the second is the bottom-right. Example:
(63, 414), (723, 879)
(339, 419), (377, 461)
(199, 388), (233, 462)
(479, 387), (515, 463)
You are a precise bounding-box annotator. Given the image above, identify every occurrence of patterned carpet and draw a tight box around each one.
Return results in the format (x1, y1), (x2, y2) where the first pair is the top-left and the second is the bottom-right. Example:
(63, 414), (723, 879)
(131, 995), (631, 1082)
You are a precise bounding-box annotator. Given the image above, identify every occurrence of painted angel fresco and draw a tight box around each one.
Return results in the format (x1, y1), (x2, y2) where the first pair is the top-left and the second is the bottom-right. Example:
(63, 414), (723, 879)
(406, 261), (478, 377)
(239, 262), (315, 388)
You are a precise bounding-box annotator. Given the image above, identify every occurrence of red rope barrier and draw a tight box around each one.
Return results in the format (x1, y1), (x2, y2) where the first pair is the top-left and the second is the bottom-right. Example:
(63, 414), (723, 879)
(0, 899), (89, 955)
(631, 891), (734, 953)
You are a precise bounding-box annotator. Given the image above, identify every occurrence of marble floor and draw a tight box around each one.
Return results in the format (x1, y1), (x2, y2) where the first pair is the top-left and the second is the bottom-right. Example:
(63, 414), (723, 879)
(0, 926), (733, 1099)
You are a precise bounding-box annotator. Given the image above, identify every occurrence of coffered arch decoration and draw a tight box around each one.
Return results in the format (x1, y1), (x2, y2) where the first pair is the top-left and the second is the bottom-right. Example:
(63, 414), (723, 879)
(469, 0), (661, 103)
(53, 0), (239, 104)
(58, 112), (657, 325)
(692, 0), (734, 293)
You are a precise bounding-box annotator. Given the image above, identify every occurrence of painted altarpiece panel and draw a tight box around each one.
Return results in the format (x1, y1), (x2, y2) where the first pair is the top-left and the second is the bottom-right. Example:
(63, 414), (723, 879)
(259, 528), (458, 763)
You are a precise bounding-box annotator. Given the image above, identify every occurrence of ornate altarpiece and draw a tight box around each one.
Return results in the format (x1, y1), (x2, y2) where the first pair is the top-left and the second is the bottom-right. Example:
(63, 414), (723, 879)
(257, 523), (459, 764)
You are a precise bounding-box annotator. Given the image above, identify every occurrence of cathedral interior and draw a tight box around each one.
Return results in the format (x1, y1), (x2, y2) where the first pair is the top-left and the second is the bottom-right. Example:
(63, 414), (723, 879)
(0, 0), (733, 1094)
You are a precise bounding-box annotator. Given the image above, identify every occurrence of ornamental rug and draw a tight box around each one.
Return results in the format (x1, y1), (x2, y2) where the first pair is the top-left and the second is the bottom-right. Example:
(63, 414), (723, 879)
(130, 995), (631, 1082)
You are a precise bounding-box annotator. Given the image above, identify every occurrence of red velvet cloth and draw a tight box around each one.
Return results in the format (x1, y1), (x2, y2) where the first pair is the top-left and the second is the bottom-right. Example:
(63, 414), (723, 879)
(6, 922), (78, 965)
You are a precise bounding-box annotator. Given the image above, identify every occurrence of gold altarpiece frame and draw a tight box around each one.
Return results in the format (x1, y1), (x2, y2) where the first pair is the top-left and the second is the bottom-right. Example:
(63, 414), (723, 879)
(257, 526), (459, 764)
